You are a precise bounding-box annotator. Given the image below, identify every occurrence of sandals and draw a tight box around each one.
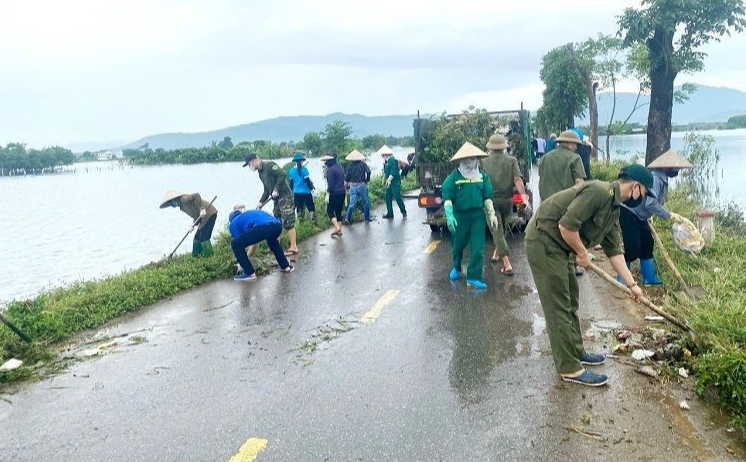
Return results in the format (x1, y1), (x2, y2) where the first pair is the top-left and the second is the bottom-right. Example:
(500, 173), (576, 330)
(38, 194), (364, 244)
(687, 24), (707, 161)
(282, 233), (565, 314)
(501, 268), (514, 276)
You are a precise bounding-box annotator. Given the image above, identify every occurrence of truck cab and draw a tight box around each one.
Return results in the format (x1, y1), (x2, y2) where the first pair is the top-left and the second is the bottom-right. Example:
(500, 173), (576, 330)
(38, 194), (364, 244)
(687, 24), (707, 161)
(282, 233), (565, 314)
(414, 109), (535, 233)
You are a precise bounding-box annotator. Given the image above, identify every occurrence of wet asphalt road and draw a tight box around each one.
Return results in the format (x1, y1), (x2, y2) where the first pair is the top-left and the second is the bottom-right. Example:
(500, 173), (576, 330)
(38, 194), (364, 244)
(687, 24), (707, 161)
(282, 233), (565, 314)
(0, 197), (731, 461)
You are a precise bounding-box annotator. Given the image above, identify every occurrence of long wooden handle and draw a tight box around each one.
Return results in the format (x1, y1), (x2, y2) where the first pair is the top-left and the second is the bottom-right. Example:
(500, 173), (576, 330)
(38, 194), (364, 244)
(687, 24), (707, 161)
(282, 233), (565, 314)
(168, 195), (217, 258)
(588, 263), (691, 333)
(0, 312), (32, 343)
(648, 219), (695, 298)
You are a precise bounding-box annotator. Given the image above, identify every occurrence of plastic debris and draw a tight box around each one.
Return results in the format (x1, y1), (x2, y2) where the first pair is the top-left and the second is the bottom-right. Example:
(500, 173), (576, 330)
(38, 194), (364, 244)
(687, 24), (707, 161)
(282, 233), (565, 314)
(679, 400), (691, 411)
(617, 330), (633, 341)
(714, 267), (722, 273)
(637, 366), (659, 378)
(0, 359), (23, 371)
(672, 216), (705, 253)
(631, 349), (655, 361)
(678, 367), (689, 379)
(645, 315), (666, 322)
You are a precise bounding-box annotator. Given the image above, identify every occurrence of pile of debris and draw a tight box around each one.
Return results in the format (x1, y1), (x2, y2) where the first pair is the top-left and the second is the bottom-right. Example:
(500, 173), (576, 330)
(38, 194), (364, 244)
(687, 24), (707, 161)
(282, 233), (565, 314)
(611, 322), (692, 381)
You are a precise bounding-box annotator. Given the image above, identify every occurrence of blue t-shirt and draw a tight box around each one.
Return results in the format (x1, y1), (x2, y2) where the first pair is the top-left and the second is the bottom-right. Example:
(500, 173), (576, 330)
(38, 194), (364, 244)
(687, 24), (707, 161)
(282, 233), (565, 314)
(287, 166), (312, 194)
(228, 210), (280, 238)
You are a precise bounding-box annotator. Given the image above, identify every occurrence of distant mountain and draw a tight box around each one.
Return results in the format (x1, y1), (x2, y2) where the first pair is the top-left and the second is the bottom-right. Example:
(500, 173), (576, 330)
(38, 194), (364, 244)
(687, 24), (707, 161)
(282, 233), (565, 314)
(123, 113), (418, 150)
(586, 84), (746, 126)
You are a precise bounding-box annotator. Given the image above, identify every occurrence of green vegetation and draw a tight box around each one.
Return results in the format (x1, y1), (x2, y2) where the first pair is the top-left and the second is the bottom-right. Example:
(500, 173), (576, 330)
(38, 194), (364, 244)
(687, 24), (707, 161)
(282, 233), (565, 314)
(124, 121), (414, 166)
(0, 143), (75, 176)
(726, 114), (746, 128)
(0, 174), (416, 385)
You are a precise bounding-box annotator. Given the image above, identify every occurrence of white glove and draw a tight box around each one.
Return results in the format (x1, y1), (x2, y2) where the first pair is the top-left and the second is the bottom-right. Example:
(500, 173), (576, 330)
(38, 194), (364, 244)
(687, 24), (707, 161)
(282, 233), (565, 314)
(188, 224), (196, 233)
(325, 193), (330, 204)
(488, 214), (499, 230)
(483, 199), (499, 231)
(199, 209), (207, 218)
(670, 212), (684, 223)
(271, 190), (279, 199)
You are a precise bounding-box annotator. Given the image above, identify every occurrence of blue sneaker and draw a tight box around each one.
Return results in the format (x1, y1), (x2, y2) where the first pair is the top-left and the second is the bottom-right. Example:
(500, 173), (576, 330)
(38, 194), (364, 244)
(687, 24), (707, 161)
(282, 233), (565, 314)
(562, 369), (608, 387)
(234, 271), (257, 282)
(449, 268), (461, 280)
(466, 279), (487, 289)
(580, 352), (606, 366)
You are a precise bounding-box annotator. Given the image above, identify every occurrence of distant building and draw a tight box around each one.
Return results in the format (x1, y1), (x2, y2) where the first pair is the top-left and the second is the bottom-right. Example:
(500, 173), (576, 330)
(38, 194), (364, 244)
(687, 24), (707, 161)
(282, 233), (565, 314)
(96, 150), (123, 161)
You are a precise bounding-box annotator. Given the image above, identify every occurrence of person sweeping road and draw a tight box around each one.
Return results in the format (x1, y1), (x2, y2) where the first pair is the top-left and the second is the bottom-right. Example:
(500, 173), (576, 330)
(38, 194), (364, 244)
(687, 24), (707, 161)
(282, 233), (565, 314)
(228, 207), (294, 281)
(160, 190), (218, 257)
(525, 164), (655, 387)
(379, 145), (407, 219)
(243, 153), (299, 256)
(481, 134), (530, 276)
(618, 149), (693, 285)
(442, 141), (499, 290)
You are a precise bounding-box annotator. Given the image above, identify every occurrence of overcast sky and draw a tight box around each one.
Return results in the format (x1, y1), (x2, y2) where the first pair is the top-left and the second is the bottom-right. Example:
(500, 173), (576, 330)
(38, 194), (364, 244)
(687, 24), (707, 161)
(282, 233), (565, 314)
(2, 0), (745, 148)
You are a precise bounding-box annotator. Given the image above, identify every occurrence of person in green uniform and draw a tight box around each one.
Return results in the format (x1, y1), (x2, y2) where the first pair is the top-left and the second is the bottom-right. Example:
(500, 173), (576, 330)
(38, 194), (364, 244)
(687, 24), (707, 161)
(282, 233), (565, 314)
(481, 134), (530, 276)
(379, 145), (406, 219)
(160, 190), (218, 257)
(442, 142), (500, 290)
(524, 164), (654, 386)
(539, 129), (588, 276)
(243, 153), (299, 255)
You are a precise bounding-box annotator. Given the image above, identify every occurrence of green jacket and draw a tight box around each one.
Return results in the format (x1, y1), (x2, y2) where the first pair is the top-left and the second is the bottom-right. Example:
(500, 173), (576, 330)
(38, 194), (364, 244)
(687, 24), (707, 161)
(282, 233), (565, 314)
(481, 150), (520, 203)
(258, 161), (291, 203)
(383, 156), (401, 184)
(538, 145), (586, 200)
(527, 180), (623, 257)
(441, 170), (493, 213)
(179, 193), (217, 231)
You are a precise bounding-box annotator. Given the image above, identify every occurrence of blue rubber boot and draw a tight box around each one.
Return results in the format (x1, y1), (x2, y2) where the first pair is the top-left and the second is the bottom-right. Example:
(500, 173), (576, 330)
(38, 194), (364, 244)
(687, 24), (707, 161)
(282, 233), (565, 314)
(466, 279), (487, 289)
(640, 259), (663, 285)
(449, 268), (461, 280)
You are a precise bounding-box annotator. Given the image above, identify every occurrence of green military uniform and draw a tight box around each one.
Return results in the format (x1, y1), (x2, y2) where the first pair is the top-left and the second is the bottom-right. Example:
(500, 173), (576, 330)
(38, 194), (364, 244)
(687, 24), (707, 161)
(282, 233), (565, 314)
(525, 180), (624, 374)
(481, 150), (520, 257)
(258, 161), (295, 230)
(442, 170), (493, 281)
(538, 145), (586, 200)
(383, 156), (406, 217)
(178, 193), (218, 256)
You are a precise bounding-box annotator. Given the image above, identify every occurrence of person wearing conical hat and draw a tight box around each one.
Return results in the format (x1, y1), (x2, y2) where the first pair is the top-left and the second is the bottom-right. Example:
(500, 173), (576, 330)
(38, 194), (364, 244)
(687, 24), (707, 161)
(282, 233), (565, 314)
(160, 190), (218, 257)
(525, 164), (655, 386)
(345, 149), (373, 222)
(481, 134), (530, 276)
(378, 145), (407, 219)
(287, 151), (317, 224)
(441, 142), (498, 289)
(618, 150), (693, 285)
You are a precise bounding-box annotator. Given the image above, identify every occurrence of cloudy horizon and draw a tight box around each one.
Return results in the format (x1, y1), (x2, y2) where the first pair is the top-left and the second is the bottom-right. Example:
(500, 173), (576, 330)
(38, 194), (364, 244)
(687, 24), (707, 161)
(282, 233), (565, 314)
(2, 0), (745, 148)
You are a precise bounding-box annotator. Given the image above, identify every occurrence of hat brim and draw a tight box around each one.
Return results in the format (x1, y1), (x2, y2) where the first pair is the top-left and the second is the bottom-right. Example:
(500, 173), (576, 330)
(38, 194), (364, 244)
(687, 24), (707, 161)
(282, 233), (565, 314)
(159, 190), (186, 208)
(486, 141), (508, 150)
(555, 136), (581, 144)
(320, 155), (334, 161)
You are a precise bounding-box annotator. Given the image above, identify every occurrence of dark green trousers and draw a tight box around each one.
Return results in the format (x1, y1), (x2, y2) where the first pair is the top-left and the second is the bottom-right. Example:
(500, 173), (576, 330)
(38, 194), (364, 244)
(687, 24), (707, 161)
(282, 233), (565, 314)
(385, 182), (406, 216)
(490, 199), (511, 257)
(452, 209), (486, 281)
(525, 236), (584, 374)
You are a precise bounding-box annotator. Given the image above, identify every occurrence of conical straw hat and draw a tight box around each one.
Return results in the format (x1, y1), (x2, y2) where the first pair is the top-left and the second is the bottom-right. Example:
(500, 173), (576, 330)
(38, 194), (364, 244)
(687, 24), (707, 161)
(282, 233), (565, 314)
(377, 145), (394, 156)
(346, 149), (365, 161)
(450, 142), (488, 162)
(647, 149), (694, 169)
(159, 189), (186, 208)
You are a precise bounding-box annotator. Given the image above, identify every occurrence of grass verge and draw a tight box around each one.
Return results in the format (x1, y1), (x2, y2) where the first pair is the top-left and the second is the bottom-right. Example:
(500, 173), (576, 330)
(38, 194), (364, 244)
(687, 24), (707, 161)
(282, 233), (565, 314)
(0, 174), (416, 384)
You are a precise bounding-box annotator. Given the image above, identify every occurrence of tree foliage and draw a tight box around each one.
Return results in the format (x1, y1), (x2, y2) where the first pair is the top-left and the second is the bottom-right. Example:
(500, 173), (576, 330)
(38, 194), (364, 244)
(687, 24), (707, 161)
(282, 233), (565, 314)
(0, 144), (76, 175)
(536, 46), (587, 134)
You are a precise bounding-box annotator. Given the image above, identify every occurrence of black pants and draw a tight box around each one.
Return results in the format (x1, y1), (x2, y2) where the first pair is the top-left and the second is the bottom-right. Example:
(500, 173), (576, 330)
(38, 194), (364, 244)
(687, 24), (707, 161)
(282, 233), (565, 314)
(577, 144), (591, 180)
(620, 207), (654, 263)
(327, 193), (345, 221)
(230, 222), (289, 275)
(194, 213), (217, 242)
(294, 193), (316, 214)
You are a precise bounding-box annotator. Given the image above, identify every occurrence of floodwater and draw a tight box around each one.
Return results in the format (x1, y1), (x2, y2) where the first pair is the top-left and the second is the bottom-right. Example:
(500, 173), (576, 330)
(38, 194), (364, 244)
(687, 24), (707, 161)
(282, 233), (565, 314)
(1, 148), (405, 303)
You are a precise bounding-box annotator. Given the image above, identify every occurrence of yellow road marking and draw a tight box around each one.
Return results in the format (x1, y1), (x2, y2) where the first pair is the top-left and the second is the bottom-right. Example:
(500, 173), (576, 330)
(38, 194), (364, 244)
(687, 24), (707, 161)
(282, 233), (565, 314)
(361, 289), (401, 323)
(423, 240), (441, 254)
(228, 437), (268, 462)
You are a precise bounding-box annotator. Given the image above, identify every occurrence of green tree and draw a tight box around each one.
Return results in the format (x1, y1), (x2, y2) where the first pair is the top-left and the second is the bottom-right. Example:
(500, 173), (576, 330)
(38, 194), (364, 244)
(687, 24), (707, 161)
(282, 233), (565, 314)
(727, 114), (746, 128)
(362, 134), (388, 151)
(217, 136), (234, 149)
(301, 131), (323, 157)
(321, 120), (355, 155)
(619, 0), (746, 165)
(537, 46), (587, 134)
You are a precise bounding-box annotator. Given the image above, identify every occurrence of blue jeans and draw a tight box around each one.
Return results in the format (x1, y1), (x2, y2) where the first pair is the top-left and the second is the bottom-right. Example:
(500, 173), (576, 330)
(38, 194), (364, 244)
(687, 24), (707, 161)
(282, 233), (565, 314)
(230, 222), (289, 275)
(346, 183), (371, 220)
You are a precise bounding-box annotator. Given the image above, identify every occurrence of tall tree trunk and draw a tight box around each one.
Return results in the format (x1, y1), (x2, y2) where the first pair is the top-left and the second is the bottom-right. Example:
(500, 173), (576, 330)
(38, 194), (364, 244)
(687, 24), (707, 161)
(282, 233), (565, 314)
(606, 73), (617, 165)
(645, 27), (677, 166)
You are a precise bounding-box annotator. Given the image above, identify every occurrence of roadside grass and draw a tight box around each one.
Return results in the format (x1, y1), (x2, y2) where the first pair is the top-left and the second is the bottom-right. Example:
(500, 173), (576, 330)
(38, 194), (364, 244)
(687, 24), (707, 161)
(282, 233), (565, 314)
(0, 174), (416, 384)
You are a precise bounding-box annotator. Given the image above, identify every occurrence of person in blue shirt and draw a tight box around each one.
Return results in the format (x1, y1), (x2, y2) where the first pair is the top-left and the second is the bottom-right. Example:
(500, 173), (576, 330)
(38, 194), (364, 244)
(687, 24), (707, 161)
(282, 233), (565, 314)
(287, 152), (317, 223)
(228, 207), (294, 281)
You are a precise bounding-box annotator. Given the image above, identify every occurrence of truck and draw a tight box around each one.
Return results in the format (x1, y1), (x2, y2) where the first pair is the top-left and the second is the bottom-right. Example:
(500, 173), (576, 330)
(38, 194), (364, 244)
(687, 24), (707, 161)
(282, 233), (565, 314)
(413, 108), (535, 233)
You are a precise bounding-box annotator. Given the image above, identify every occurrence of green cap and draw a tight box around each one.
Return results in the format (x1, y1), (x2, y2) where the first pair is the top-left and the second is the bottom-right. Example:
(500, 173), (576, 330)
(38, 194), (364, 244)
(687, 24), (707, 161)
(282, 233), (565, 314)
(618, 164), (656, 198)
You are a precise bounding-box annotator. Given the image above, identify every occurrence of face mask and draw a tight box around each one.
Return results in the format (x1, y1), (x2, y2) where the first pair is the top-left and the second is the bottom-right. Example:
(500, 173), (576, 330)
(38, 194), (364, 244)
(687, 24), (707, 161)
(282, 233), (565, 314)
(460, 159), (478, 169)
(624, 185), (643, 207)
(249, 163), (258, 172)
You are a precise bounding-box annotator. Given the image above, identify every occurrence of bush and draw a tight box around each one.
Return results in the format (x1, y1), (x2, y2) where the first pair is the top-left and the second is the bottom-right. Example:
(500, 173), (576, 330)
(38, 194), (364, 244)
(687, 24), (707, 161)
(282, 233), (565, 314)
(590, 159), (624, 182)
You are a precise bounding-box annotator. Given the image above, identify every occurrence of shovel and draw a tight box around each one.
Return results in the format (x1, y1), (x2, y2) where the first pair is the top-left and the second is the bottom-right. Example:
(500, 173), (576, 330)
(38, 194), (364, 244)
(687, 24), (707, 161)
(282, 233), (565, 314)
(588, 263), (701, 349)
(168, 195), (217, 258)
(648, 219), (705, 300)
(0, 312), (32, 343)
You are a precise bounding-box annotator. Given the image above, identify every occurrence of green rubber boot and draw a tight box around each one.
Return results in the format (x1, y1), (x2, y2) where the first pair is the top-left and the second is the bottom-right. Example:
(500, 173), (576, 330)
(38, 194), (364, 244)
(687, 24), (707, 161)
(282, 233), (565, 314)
(191, 240), (203, 257)
(201, 240), (214, 257)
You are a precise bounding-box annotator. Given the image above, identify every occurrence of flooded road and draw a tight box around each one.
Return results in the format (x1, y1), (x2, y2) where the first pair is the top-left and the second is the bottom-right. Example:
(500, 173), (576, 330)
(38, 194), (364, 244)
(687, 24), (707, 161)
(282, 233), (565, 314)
(1, 199), (738, 461)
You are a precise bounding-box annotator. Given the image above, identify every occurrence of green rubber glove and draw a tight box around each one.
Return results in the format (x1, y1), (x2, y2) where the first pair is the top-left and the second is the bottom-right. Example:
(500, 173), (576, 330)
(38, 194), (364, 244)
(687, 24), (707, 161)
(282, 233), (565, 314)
(444, 201), (457, 234)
